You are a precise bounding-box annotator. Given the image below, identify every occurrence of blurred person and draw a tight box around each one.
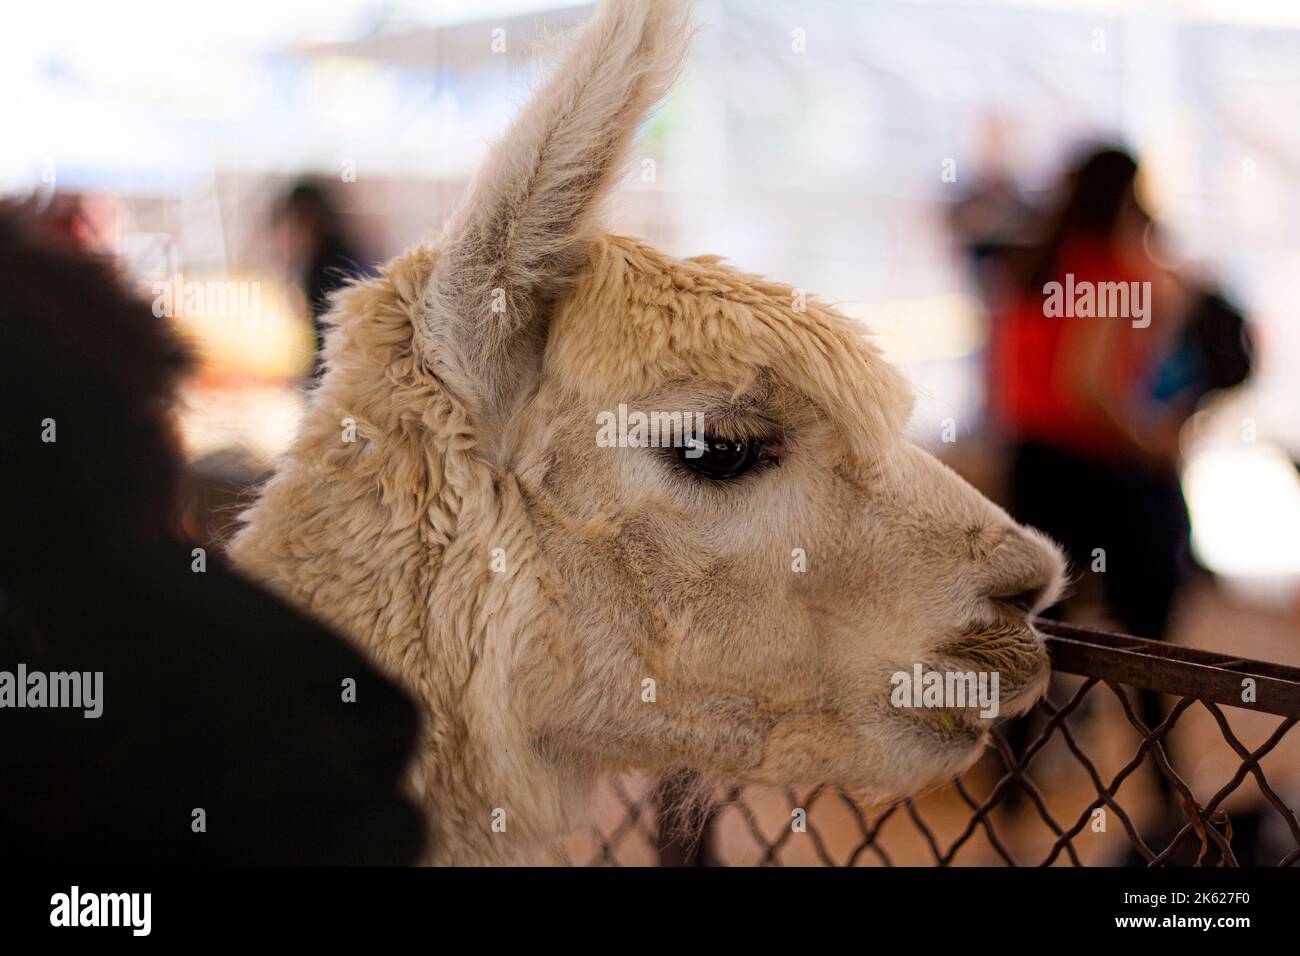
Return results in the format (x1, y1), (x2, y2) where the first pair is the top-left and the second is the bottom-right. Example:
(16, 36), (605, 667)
(0, 209), (426, 864)
(992, 146), (1189, 642)
(994, 151), (1253, 632)
(274, 179), (370, 372)
(989, 151), (1257, 814)
(947, 113), (1037, 316)
(989, 147), (1195, 794)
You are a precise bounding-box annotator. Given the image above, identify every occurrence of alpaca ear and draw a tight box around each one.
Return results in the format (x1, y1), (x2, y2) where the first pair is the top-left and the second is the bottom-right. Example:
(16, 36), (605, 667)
(420, 0), (691, 430)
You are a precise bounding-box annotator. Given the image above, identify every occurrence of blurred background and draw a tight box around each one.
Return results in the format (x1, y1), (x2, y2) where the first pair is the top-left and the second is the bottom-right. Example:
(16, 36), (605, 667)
(8, 0), (1299, 863)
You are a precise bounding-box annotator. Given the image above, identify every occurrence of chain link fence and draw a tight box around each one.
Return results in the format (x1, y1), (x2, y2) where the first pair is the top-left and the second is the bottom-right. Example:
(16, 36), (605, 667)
(552, 619), (1300, 866)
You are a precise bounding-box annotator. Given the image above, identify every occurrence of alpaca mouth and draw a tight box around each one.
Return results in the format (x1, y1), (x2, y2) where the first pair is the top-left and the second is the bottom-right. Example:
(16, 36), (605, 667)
(884, 619), (1048, 752)
(939, 623), (1044, 672)
(935, 620), (1050, 714)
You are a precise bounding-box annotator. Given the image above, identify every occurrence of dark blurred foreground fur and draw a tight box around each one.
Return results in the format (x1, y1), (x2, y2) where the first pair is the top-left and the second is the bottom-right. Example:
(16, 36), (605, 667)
(0, 208), (426, 864)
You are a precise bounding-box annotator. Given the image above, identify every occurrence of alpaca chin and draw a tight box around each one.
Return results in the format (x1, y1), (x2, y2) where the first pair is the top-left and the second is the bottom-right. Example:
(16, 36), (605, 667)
(997, 649), (1053, 719)
(839, 728), (994, 809)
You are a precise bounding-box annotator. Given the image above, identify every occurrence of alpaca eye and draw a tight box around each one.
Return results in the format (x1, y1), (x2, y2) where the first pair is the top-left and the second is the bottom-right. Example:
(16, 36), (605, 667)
(675, 434), (763, 480)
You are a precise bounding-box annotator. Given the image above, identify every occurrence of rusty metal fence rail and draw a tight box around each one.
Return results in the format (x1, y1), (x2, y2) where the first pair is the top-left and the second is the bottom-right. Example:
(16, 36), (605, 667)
(555, 620), (1300, 867)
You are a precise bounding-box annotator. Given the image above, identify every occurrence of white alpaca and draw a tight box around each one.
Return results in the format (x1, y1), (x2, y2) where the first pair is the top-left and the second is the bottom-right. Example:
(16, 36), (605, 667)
(232, 0), (1065, 865)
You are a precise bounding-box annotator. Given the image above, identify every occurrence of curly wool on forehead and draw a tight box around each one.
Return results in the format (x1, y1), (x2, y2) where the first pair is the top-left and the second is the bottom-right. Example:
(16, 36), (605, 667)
(544, 233), (915, 453)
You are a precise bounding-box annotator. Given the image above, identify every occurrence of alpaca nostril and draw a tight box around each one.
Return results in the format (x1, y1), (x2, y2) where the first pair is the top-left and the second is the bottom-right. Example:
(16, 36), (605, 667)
(989, 584), (1048, 616)
(984, 527), (1066, 618)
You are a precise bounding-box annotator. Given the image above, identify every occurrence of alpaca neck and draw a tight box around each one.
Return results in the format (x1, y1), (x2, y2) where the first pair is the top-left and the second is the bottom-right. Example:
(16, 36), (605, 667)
(418, 717), (590, 866)
(415, 498), (594, 865)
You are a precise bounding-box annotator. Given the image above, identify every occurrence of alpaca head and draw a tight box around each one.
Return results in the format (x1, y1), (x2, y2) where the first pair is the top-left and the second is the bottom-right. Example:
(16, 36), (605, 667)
(418, 0), (1065, 801)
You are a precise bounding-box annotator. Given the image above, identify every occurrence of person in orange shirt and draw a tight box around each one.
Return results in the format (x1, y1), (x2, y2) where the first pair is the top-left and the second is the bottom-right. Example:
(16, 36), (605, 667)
(990, 148), (1192, 772)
